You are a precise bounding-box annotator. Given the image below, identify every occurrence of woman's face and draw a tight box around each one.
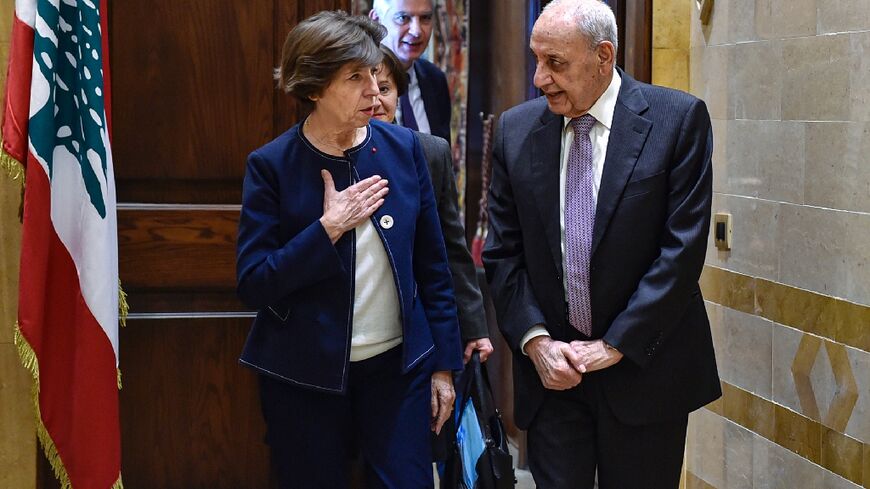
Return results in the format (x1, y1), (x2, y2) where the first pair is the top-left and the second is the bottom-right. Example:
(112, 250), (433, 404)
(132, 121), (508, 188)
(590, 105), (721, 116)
(372, 64), (399, 124)
(311, 63), (380, 128)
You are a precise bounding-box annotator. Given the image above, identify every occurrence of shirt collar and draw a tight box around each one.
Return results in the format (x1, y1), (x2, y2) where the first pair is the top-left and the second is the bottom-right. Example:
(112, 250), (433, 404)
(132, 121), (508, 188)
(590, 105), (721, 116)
(406, 64), (418, 88)
(562, 69), (621, 131)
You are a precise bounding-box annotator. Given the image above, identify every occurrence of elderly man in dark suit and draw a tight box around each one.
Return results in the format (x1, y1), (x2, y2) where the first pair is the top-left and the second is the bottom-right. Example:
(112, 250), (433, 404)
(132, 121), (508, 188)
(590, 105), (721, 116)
(483, 1), (721, 488)
(370, 0), (452, 142)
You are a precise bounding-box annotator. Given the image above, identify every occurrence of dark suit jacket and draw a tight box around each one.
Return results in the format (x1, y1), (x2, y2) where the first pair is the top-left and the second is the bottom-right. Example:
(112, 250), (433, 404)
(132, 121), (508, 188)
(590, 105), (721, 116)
(483, 70), (721, 428)
(237, 120), (462, 393)
(414, 58), (451, 142)
(416, 132), (488, 341)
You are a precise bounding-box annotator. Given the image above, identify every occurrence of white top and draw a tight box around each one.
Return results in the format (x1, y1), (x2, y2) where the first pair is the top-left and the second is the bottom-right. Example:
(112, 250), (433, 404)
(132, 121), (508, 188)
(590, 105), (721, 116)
(521, 70), (622, 353)
(395, 64), (432, 134)
(350, 219), (403, 361)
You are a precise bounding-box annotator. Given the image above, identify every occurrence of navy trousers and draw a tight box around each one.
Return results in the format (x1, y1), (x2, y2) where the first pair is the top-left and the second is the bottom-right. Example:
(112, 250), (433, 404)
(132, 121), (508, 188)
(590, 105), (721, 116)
(527, 371), (688, 489)
(258, 346), (435, 489)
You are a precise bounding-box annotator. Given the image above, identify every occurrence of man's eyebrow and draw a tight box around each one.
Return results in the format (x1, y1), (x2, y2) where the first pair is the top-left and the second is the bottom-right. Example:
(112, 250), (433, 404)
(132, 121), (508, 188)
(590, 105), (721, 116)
(393, 10), (434, 16)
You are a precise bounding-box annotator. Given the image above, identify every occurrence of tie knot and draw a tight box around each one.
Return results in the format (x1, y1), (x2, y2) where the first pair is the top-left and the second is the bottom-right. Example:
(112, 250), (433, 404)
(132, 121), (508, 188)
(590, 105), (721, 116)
(571, 114), (596, 136)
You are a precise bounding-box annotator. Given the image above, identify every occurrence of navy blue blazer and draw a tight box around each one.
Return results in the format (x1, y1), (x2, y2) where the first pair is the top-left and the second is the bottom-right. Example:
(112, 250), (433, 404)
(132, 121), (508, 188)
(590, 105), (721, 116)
(414, 58), (451, 142)
(484, 70), (721, 427)
(237, 120), (463, 393)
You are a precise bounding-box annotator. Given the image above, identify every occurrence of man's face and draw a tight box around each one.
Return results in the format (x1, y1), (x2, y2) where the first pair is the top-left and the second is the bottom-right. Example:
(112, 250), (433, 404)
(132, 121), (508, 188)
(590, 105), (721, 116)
(530, 12), (613, 118)
(376, 0), (434, 69)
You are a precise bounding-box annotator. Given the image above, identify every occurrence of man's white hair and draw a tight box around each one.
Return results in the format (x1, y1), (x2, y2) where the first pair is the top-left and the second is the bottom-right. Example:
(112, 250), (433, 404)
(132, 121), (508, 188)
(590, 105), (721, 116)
(372, 0), (434, 18)
(543, 0), (619, 52)
(371, 0), (392, 17)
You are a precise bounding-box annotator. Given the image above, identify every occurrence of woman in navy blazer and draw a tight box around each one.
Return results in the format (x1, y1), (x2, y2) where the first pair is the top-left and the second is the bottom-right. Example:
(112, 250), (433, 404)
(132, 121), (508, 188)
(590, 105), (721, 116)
(235, 11), (462, 488)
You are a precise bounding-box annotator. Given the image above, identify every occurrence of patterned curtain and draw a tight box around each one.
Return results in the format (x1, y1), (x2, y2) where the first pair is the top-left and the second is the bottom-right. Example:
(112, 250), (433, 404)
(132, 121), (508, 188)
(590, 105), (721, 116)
(430, 0), (469, 215)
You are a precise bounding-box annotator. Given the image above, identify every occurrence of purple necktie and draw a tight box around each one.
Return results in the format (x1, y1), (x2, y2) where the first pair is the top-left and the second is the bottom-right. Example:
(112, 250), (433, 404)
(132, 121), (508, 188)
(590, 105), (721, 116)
(565, 115), (596, 336)
(399, 94), (419, 131)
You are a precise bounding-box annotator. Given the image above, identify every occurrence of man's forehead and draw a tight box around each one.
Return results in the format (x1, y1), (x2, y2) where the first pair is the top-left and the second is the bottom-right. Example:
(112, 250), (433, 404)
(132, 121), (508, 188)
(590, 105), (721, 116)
(389, 0), (433, 13)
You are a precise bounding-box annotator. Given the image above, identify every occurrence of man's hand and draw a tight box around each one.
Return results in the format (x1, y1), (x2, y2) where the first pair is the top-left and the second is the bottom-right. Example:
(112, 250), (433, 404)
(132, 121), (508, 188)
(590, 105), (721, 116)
(430, 370), (455, 435)
(525, 336), (585, 390)
(463, 338), (494, 364)
(569, 340), (623, 373)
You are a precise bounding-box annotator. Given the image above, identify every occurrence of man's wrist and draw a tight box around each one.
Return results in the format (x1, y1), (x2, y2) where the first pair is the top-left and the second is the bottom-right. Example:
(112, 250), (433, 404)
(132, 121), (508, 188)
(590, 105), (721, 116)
(520, 326), (550, 356)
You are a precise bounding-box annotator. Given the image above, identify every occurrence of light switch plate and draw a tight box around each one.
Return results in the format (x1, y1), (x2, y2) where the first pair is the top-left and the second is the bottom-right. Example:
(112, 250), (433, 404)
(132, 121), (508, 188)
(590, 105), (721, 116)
(714, 213), (732, 251)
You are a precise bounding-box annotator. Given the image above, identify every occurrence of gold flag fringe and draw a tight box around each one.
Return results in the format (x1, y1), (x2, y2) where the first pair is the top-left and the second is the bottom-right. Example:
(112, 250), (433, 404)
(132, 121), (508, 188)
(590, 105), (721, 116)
(118, 279), (129, 328)
(1, 142), (26, 222)
(0, 144), (24, 182)
(14, 323), (126, 489)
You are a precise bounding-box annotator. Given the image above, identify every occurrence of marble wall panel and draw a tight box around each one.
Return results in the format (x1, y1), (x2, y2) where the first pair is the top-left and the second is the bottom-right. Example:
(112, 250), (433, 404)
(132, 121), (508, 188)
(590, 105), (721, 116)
(653, 0), (690, 48)
(782, 34), (851, 122)
(772, 323), (809, 418)
(653, 48), (690, 92)
(778, 204), (851, 301)
(822, 427), (864, 485)
(716, 307), (774, 398)
(754, 122), (805, 204)
(717, 121), (761, 197)
(729, 41), (782, 121)
(710, 119), (729, 194)
(691, 44), (732, 120)
(844, 211), (870, 307)
(728, 0), (759, 43)
(706, 194), (780, 281)
(850, 32), (870, 122)
(723, 416), (756, 488)
(720, 120), (804, 203)
(843, 346), (870, 443)
(688, 408), (727, 488)
(817, 0), (870, 34)
(694, 0), (731, 47)
(754, 0), (818, 39)
(804, 122), (870, 214)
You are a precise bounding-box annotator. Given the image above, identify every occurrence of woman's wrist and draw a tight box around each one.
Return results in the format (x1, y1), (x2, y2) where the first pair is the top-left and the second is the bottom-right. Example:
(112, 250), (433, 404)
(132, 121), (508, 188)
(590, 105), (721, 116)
(319, 217), (343, 244)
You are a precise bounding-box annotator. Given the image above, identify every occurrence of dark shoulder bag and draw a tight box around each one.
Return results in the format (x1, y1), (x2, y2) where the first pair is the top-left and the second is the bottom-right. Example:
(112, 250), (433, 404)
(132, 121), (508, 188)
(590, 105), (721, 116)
(441, 352), (515, 489)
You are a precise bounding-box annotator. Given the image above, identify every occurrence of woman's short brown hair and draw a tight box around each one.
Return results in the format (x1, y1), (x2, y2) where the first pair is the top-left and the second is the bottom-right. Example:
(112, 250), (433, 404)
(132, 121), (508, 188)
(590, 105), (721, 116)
(378, 45), (409, 98)
(277, 11), (386, 108)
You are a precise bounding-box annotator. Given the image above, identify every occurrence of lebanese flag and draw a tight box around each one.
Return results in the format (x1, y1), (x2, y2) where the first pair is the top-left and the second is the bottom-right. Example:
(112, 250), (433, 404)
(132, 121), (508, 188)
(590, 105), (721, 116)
(2, 0), (123, 488)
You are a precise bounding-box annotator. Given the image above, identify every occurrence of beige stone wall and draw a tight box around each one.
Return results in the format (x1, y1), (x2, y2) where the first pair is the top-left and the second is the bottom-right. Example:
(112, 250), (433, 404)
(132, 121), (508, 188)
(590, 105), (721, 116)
(0, 0), (37, 486)
(653, 0), (691, 91)
(684, 0), (870, 487)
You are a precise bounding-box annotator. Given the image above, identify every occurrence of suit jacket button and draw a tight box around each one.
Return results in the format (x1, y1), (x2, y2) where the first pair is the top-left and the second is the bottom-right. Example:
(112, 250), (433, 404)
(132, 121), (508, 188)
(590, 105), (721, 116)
(379, 215), (394, 229)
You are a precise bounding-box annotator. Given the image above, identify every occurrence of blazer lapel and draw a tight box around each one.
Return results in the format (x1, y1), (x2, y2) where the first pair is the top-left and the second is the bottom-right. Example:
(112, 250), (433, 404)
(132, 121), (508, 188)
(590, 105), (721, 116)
(530, 110), (565, 279)
(415, 63), (437, 125)
(592, 75), (652, 256)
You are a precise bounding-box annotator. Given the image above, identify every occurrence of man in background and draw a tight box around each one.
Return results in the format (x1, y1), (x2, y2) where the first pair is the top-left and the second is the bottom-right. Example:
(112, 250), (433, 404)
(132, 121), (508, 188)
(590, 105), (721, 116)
(370, 0), (452, 142)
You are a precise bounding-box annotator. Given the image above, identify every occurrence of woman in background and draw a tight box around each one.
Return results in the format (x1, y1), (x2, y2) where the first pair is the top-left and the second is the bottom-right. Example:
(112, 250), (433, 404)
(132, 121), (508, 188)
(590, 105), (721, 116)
(372, 45), (494, 365)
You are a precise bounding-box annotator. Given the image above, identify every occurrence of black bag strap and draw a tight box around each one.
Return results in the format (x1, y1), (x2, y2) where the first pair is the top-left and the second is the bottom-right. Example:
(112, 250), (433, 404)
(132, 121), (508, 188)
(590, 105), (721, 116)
(469, 351), (500, 441)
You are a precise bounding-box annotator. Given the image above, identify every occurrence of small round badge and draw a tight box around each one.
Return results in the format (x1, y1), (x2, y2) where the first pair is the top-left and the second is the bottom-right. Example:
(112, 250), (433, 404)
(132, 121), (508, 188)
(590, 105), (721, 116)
(379, 215), (394, 229)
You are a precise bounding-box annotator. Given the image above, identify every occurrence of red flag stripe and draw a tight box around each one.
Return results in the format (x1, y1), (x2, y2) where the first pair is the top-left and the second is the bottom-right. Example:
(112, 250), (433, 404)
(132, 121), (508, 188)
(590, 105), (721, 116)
(17, 151), (121, 488)
(1, 14), (34, 164)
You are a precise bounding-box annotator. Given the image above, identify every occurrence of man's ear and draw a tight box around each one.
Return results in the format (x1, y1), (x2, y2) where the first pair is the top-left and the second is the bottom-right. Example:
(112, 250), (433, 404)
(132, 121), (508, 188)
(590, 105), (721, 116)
(597, 41), (616, 70)
(369, 9), (380, 22)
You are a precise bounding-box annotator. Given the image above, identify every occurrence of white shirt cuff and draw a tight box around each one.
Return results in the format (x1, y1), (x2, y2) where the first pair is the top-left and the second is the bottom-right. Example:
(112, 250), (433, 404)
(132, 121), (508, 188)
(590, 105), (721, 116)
(520, 326), (550, 356)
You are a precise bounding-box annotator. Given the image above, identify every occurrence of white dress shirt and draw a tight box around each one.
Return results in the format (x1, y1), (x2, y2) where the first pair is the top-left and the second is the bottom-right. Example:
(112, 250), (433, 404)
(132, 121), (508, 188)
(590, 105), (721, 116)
(396, 65), (432, 134)
(520, 70), (622, 353)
